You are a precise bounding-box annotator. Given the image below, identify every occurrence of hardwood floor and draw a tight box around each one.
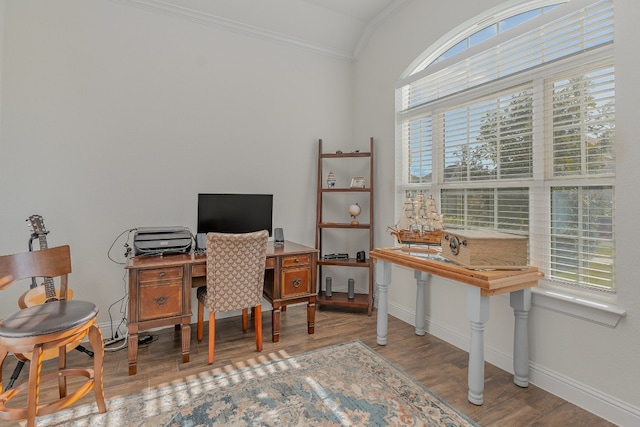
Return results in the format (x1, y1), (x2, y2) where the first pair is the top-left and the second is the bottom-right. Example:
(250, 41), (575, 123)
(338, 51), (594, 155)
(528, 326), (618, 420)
(2, 305), (615, 426)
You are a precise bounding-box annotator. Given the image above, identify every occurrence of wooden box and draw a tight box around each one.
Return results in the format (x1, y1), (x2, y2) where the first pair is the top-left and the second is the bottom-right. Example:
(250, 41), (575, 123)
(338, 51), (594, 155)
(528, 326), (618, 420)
(441, 230), (528, 269)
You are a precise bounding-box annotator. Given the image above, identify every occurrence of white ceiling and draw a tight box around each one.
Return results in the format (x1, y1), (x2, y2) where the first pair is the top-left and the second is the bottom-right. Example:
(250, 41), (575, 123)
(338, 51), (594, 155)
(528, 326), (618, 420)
(111, 0), (408, 60)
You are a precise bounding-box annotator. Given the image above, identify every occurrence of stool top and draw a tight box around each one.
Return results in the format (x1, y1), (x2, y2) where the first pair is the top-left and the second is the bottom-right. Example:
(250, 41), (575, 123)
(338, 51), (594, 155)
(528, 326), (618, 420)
(0, 300), (98, 338)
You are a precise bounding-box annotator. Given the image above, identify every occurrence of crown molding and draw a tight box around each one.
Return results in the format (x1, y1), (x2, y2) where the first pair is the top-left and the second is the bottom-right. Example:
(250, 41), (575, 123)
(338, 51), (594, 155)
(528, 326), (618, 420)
(353, 0), (410, 60)
(108, 0), (355, 61)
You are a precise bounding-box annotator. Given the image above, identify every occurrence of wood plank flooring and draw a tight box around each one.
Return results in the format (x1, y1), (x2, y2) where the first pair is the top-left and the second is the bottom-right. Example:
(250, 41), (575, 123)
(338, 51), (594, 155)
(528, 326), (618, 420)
(1, 305), (616, 426)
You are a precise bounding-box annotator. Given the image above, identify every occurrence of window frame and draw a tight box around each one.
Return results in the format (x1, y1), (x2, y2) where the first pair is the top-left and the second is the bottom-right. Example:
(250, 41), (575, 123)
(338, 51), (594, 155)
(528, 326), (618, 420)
(395, 0), (621, 323)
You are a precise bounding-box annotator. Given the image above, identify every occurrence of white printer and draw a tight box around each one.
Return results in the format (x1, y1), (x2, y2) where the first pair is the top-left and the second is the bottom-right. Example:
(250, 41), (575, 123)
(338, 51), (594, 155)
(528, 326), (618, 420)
(133, 226), (192, 256)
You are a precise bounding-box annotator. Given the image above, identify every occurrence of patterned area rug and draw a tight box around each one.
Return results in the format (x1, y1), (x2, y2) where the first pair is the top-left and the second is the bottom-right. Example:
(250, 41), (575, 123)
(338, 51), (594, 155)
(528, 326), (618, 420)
(37, 340), (478, 426)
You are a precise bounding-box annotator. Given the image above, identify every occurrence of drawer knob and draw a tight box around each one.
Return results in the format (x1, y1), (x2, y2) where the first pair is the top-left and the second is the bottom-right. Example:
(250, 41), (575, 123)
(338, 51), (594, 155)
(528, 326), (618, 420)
(154, 296), (168, 306)
(159, 272), (166, 278)
(294, 258), (300, 263)
(292, 278), (302, 288)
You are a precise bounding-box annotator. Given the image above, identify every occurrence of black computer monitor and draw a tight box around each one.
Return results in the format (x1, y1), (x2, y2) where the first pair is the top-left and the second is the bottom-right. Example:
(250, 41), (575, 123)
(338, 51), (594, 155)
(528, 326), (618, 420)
(197, 193), (273, 237)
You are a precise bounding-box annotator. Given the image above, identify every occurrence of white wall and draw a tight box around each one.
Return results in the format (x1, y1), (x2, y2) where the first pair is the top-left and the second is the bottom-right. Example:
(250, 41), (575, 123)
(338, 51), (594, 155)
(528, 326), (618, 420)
(0, 0), (353, 327)
(1, 0), (639, 424)
(354, 0), (640, 425)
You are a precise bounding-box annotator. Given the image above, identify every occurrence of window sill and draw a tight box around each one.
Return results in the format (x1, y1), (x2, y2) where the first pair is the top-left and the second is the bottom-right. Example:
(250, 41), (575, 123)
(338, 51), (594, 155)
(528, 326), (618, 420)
(532, 282), (626, 327)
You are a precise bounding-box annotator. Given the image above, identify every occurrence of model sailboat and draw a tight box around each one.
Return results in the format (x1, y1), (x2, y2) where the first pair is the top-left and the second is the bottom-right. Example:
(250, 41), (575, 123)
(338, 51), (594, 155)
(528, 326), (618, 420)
(388, 193), (444, 245)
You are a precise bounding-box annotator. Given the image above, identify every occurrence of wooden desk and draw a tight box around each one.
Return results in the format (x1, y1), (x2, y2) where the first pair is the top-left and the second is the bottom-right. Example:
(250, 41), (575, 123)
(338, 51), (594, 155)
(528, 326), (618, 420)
(369, 247), (542, 405)
(125, 241), (317, 375)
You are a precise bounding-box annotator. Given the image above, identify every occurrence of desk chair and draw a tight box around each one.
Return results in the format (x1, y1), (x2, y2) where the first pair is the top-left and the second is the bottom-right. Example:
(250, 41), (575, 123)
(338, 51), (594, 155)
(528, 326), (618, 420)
(0, 245), (107, 427)
(196, 230), (269, 364)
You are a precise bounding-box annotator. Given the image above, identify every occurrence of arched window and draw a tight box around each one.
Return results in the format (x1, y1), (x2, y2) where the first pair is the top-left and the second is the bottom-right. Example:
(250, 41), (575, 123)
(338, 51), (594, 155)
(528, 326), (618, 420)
(395, 0), (615, 295)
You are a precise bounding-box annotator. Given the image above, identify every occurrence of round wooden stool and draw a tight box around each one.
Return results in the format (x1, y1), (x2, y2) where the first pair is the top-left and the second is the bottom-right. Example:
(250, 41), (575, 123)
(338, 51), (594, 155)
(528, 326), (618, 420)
(0, 300), (107, 426)
(0, 247), (108, 427)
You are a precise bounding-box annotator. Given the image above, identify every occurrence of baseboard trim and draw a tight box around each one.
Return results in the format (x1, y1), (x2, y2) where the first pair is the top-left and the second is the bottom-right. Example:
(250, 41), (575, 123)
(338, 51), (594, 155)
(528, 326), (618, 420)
(386, 301), (640, 426)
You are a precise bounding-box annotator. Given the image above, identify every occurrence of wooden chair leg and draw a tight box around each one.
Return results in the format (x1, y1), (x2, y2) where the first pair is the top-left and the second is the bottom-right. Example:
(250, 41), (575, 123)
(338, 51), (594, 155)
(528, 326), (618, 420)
(89, 325), (107, 413)
(0, 349), (7, 395)
(208, 312), (216, 365)
(26, 345), (44, 427)
(197, 300), (204, 342)
(254, 305), (263, 352)
(58, 346), (67, 398)
(242, 308), (249, 333)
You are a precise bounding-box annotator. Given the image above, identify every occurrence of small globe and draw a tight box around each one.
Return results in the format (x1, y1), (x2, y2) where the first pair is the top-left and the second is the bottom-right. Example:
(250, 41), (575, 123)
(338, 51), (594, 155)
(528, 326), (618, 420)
(349, 203), (361, 225)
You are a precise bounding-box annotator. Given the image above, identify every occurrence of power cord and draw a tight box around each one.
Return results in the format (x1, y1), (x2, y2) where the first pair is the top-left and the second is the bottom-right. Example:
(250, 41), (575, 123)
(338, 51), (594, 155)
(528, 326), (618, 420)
(138, 335), (154, 345)
(104, 227), (185, 353)
(104, 269), (129, 352)
(107, 228), (137, 265)
(103, 234), (133, 351)
(104, 332), (128, 352)
(104, 333), (156, 352)
(105, 270), (128, 339)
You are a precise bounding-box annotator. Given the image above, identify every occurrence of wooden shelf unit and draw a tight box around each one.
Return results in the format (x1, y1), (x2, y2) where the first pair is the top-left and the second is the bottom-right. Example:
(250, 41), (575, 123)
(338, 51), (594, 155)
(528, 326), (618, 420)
(315, 138), (374, 315)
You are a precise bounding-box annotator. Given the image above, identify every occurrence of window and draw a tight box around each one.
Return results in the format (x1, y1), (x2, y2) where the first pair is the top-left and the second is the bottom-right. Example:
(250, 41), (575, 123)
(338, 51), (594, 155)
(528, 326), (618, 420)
(396, 0), (615, 295)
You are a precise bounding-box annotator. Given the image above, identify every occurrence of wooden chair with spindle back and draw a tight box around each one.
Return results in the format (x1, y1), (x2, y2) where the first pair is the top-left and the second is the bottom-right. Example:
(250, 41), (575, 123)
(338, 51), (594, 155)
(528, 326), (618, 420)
(196, 230), (269, 364)
(0, 245), (107, 427)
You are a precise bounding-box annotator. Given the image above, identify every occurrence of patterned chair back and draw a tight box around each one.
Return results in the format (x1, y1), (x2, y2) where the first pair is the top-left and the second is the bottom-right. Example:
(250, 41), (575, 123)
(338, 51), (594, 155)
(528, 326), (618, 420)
(204, 230), (269, 313)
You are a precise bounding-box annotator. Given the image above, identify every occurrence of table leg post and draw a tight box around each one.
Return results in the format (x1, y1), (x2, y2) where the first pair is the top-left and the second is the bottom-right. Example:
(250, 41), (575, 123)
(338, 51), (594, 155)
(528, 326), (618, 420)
(181, 322), (190, 363)
(414, 270), (428, 336)
(307, 295), (316, 335)
(376, 260), (391, 345)
(510, 288), (531, 387)
(128, 325), (139, 376)
(466, 287), (490, 405)
(271, 302), (281, 343)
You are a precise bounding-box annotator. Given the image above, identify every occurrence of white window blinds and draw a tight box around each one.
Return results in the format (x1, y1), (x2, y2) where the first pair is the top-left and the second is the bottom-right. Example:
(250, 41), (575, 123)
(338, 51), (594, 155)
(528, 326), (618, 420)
(441, 85), (534, 183)
(548, 64), (615, 178)
(544, 61), (615, 290)
(396, 0), (615, 293)
(399, 0), (614, 111)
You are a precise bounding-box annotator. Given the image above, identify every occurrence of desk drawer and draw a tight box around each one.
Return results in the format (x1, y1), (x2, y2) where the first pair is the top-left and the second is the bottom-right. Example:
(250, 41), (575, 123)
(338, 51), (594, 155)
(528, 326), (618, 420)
(281, 267), (311, 297)
(192, 263), (206, 277)
(139, 267), (183, 283)
(264, 257), (276, 269)
(282, 255), (310, 268)
(139, 282), (182, 320)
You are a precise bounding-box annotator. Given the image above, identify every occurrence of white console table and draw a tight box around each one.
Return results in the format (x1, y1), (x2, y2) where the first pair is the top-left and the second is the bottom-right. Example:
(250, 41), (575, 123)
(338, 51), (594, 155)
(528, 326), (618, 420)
(369, 247), (542, 405)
